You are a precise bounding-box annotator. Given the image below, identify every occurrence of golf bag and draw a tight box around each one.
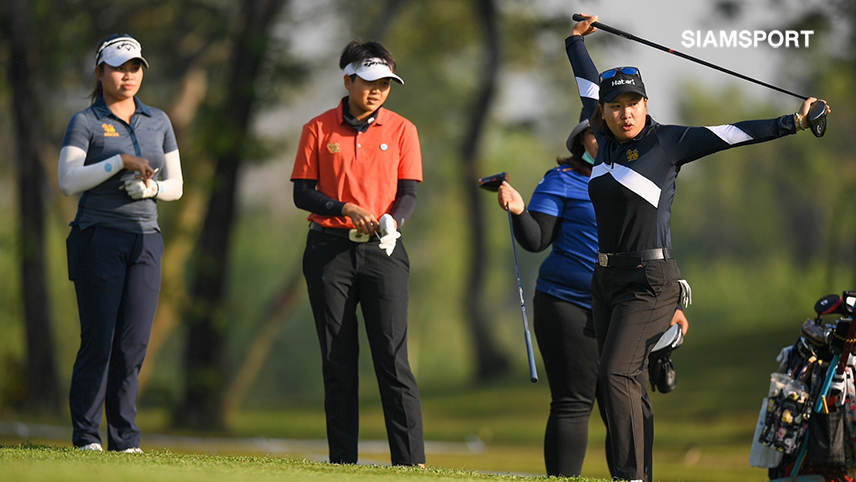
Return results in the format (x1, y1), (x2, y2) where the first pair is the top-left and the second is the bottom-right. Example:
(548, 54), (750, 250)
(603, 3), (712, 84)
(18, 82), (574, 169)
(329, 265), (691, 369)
(751, 292), (856, 482)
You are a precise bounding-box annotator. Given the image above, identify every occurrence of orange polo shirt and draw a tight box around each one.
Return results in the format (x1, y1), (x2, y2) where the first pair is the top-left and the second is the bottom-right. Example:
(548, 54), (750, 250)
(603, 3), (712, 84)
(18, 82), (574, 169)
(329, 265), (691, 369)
(291, 98), (423, 229)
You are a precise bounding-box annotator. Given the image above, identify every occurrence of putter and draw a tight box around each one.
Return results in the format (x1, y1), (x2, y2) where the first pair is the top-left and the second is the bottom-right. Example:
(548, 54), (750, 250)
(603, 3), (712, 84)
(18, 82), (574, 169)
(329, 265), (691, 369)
(478, 172), (539, 383)
(572, 14), (828, 137)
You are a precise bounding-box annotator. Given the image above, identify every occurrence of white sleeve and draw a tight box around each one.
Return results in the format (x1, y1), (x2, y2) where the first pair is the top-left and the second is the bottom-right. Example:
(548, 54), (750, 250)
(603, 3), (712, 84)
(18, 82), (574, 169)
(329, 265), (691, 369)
(155, 149), (183, 201)
(58, 146), (123, 196)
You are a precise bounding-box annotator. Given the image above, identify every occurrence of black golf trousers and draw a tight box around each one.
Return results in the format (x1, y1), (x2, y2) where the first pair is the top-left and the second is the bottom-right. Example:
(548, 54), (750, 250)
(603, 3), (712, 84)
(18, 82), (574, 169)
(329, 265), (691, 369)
(590, 258), (681, 482)
(302, 229), (425, 466)
(533, 291), (606, 477)
(67, 225), (163, 450)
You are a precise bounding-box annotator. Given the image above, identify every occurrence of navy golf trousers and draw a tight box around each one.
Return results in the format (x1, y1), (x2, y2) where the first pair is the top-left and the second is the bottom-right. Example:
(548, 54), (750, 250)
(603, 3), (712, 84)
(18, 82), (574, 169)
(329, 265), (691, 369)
(67, 225), (163, 451)
(302, 229), (425, 466)
(533, 291), (606, 477)
(590, 258), (681, 482)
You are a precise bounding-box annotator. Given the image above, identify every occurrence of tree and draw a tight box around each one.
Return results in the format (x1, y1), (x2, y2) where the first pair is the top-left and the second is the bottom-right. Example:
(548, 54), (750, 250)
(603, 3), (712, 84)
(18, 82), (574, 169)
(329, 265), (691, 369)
(458, 0), (511, 380)
(0, 0), (61, 414)
(174, 0), (290, 430)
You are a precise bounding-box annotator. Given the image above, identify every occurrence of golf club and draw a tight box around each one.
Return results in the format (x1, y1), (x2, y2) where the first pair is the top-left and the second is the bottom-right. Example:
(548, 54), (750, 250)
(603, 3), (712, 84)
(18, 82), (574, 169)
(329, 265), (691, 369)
(478, 172), (539, 383)
(814, 293), (845, 318)
(572, 13), (828, 137)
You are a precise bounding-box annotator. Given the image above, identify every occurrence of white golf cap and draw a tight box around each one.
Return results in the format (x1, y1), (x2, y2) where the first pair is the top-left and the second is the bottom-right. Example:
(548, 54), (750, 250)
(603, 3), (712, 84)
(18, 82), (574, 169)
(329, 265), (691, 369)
(96, 36), (149, 69)
(344, 57), (403, 84)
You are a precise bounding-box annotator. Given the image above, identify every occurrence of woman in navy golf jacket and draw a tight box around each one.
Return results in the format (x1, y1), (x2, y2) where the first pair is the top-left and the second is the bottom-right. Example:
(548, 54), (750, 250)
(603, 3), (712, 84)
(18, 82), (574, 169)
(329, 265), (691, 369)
(567, 14), (829, 482)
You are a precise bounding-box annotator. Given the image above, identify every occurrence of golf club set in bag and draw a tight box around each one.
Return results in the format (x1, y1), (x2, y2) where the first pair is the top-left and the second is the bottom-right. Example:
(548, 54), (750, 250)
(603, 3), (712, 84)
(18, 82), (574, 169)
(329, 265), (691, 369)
(750, 291), (856, 482)
(477, 172), (684, 391)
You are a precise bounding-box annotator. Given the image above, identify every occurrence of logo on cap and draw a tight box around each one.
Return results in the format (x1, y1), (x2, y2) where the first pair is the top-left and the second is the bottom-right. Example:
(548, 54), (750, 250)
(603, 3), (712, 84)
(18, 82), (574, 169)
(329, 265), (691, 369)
(362, 59), (389, 69)
(611, 79), (636, 86)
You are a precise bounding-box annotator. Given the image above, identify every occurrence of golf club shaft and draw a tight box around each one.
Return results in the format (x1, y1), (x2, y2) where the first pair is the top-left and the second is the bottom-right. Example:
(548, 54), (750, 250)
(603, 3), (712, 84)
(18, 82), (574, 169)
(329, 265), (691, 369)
(572, 14), (809, 100)
(506, 204), (538, 383)
(791, 351), (839, 477)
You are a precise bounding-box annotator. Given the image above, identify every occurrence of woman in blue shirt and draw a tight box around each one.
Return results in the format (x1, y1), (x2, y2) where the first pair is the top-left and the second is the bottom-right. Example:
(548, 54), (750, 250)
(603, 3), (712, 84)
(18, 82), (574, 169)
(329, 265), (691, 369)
(58, 34), (183, 453)
(496, 113), (687, 477)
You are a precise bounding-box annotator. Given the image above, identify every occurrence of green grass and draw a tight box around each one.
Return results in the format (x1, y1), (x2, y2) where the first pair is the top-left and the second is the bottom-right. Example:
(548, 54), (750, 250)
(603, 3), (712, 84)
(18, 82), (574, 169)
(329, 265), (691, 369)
(0, 444), (602, 482)
(1, 320), (796, 482)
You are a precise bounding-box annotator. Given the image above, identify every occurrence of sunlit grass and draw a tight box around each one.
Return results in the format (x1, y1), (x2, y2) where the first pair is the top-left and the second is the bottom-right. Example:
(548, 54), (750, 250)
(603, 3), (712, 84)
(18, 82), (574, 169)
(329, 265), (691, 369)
(0, 444), (604, 482)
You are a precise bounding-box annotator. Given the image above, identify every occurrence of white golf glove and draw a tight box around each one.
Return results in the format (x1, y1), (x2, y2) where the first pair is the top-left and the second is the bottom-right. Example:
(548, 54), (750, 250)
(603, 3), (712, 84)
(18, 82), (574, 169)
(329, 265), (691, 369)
(377, 214), (401, 256)
(121, 179), (159, 200)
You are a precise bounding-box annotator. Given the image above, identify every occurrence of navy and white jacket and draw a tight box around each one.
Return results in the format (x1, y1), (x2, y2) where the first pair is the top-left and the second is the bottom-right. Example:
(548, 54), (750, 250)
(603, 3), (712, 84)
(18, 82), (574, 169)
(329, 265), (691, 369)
(566, 35), (797, 254)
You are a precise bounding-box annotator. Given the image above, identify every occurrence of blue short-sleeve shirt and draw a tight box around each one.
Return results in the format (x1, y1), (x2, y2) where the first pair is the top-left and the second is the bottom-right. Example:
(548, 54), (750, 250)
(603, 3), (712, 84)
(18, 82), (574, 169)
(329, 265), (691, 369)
(528, 166), (598, 309)
(62, 96), (178, 233)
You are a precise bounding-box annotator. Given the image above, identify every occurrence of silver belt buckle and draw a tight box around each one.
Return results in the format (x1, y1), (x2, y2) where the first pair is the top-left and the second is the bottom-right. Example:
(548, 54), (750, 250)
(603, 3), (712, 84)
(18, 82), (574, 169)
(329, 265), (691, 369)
(598, 252), (609, 267)
(348, 229), (370, 243)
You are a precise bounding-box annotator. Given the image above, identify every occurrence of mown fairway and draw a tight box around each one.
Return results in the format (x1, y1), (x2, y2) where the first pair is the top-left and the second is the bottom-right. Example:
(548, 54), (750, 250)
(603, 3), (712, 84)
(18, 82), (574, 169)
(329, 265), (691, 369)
(0, 319), (795, 482)
(0, 444), (611, 482)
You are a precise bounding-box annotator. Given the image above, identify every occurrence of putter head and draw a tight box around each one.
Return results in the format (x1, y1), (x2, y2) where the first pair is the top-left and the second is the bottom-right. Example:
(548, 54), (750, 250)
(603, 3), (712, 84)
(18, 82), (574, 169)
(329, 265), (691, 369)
(808, 100), (827, 138)
(478, 172), (508, 192)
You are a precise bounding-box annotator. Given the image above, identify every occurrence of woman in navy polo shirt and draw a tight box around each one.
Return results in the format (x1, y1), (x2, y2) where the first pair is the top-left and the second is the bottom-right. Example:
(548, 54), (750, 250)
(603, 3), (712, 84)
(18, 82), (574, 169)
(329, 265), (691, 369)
(58, 34), (183, 453)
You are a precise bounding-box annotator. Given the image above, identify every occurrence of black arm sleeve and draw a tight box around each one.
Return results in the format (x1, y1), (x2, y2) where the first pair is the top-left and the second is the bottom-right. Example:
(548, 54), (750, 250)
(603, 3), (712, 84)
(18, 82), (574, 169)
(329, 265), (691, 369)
(511, 209), (560, 253)
(390, 179), (417, 227)
(292, 179), (346, 216)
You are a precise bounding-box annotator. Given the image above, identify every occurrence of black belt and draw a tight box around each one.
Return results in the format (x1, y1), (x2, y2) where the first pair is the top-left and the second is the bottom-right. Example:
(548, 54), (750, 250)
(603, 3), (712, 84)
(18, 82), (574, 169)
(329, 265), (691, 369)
(309, 221), (371, 243)
(597, 248), (673, 268)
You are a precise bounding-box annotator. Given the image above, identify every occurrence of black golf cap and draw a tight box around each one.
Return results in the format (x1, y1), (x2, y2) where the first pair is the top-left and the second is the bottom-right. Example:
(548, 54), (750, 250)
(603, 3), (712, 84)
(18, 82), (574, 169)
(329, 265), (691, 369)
(599, 66), (647, 103)
(566, 108), (590, 155)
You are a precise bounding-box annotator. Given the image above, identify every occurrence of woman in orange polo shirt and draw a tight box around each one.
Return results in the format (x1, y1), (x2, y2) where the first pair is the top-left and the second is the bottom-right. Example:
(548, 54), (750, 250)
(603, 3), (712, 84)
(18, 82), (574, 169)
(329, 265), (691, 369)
(291, 40), (424, 467)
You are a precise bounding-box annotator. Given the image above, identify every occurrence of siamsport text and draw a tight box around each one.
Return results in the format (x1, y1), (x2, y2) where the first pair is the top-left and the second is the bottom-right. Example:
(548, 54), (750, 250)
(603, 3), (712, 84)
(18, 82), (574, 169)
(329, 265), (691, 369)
(681, 30), (814, 48)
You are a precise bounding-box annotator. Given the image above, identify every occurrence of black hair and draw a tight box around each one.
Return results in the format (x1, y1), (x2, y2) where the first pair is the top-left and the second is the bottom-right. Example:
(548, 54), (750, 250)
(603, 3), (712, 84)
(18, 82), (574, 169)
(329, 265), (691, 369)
(555, 155), (592, 176)
(339, 40), (397, 74)
(589, 103), (607, 135)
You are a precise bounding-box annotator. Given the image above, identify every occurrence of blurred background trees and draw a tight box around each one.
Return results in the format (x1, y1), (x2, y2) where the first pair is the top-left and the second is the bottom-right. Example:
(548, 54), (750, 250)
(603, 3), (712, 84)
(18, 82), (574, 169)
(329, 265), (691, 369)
(0, 0), (853, 443)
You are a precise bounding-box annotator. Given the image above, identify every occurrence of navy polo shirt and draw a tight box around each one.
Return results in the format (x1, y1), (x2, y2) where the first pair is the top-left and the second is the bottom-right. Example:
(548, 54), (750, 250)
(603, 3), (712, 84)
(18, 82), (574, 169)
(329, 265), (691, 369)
(62, 96), (177, 233)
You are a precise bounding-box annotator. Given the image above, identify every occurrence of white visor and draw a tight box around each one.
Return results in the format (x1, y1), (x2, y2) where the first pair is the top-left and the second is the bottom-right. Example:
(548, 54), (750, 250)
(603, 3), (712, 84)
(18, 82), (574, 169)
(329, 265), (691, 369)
(96, 36), (149, 69)
(344, 57), (403, 84)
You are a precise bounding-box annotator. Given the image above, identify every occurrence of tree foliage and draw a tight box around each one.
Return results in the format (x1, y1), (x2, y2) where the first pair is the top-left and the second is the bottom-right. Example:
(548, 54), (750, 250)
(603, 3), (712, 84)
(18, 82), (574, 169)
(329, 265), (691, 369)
(0, 0), (854, 434)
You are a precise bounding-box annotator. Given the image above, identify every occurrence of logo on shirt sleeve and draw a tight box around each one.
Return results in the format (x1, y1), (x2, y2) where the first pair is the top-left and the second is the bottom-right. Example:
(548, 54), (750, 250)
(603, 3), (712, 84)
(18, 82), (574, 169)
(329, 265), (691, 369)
(102, 123), (120, 137)
(627, 149), (639, 162)
(327, 142), (340, 153)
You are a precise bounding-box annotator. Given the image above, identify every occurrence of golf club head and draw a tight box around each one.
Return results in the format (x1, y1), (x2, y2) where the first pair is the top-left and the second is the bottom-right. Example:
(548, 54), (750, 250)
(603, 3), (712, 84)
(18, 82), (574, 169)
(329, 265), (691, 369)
(808, 100), (827, 138)
(843, 290), (856, 315)
(815, 294), (844, 316)
(652, 323), (684, 353)
(478, 172), (508, 192)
